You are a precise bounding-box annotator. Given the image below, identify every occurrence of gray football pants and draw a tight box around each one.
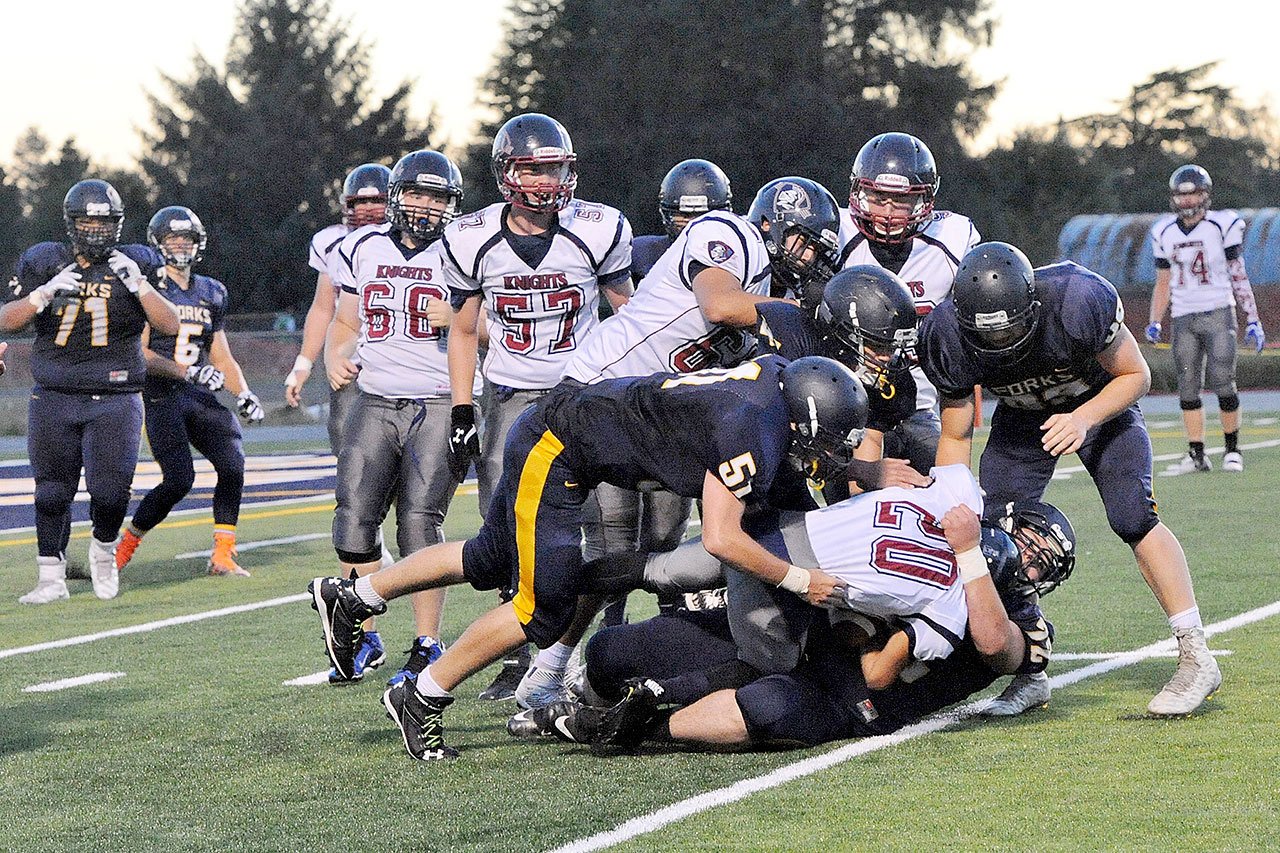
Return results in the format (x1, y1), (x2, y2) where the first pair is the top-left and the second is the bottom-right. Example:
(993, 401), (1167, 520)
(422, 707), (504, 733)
(476, 380), (549, 516)
(1172, 306), (1239, 401)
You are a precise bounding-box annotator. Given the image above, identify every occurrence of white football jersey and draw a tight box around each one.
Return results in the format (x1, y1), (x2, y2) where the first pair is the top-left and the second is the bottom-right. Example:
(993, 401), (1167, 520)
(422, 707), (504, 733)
(334, 224), (480, 399)
(441, 200), (633, 390)
(1150, 210), (1244, 318)
(837, 209), (980, 413)
(563, 212), (770, 383)
(804, 463), (983, 661)
(309, 223), (350, 287)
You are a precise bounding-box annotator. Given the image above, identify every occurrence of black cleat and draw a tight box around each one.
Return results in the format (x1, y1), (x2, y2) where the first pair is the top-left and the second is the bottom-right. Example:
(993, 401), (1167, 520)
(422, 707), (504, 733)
(591, 677), (665, 755)
(507, 701), (603, 743)
(478, 643), (532, 701)
(308, 576), (385, 681)
(382, 679), (459, 760)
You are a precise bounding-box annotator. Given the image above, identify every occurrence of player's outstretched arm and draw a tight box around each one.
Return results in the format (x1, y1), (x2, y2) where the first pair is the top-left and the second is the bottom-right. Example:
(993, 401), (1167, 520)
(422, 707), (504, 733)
(691, 266), (790, 327)
(941, 504), (1023, 668)
(285, 272), (337, 406)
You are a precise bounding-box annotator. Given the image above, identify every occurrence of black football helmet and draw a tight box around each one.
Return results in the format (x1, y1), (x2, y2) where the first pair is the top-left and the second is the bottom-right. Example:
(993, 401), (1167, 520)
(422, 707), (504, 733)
(952, 242), (1040, 367)
(658, 159), (733, 239)
(342, 163), (391, 227)
(147, 206), (208, 268)
(64, 179), (124, 262)
(816, 265), (918, 383)
(1168, 164), (1212, 219)
(994, 499), (1076, 596)
(388, 150), (464, 242)
(747, 177), (841, 308)
(491, 113), (577, 212)
(779, 356), (869, 487)
(849, 132), (939, 244)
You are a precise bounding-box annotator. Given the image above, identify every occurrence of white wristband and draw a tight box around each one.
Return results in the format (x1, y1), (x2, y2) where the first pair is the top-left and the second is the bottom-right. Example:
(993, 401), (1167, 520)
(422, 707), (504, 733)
(28, 291), (51, 312)
(135, 278), (155, 298)
(777, 565), (811, 595)
(292, 355), (313, 373)
(956, 547), (989, 584)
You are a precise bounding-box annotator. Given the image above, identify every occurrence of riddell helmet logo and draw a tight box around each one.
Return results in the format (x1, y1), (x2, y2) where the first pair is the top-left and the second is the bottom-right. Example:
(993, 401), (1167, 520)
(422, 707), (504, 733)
(773, 184), (811, 217)
(85, 202), (112, 216)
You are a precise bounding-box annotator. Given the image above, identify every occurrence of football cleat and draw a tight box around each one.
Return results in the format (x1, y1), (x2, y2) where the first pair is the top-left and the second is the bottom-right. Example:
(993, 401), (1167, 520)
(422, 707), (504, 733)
(515, 662), (574, 710)
(591, 677), (666, 754)
(382, 679), (459, 760)
(19, 579), (70, 605)
(1169, 452), (1211, 474)
(980, 671), (1051, 717)
(507, 700), (603, 743)
(308, 576), (386, 681)
(89, 537), (120, 600)
(1147, 627), (1222, 716)
(386, 635), (446, 688)
(479, 644), (532, 701)
(1222, 451), (1243, 472)
(209, 532), (250, 577)
(328, 630), (387, 684)
(115, 529), (142, 570)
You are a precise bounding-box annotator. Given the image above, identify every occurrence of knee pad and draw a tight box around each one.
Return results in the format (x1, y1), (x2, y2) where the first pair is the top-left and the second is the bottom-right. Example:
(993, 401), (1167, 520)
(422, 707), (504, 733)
(1218, 393), (1240, 413)
(335, 546), (382, 564)
(1179, 398), (1203, 412)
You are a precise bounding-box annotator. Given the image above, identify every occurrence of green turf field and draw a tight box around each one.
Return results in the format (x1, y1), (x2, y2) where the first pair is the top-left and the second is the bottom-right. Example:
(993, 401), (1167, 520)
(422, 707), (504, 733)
(2, 416), (1278, 852)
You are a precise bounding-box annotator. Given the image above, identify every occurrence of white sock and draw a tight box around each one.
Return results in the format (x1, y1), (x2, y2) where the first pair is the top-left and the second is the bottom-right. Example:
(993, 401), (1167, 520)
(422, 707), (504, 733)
(379, 543), (394, 569)
(1168, 606), (1202, 634)
(36, 555), (66, 583)
(533, 641), (575, 672)
(353, 576), (385, 608)
(414, 665), (452, 698)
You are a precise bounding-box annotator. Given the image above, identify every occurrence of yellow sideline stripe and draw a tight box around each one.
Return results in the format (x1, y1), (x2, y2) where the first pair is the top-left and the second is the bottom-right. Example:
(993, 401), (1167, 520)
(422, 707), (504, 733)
(512, 430), (565, 626)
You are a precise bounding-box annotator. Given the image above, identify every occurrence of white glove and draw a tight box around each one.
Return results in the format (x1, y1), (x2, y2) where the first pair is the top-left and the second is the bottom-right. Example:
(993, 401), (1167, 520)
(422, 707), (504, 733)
(186, 363), (225, 391)
(108, 250), (151, 296)
(237, 390), (265, 423)
(28, 264), (81, 313)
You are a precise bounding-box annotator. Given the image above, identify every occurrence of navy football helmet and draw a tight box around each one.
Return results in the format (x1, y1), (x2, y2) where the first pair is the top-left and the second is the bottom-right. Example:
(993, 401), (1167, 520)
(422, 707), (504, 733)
(816, 265), (918, 383)
(849, 132), (939, 244)
(491, 113), (577, 212)
(658, 159), (732, 239)
(1168, 164), (1212, 219)
(342, 163), (391, 228)
(147, 206), (207, 268)
(994, 499), (1076, 596)
(64, 179), (124, 262)
(779, 356), (869, 486)
(952, 242), (1040, 367)
(388, 150), (464, 242)
(747, 177), (841, 308)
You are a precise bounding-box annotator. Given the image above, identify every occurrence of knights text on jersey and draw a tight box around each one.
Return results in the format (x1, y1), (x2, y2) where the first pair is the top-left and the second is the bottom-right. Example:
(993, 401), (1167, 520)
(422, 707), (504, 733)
(805, 463), (983, 661)
(440, 200), (633, 389)
(9, 242), (164, 393)
(562, 212), (768, 383)
(918, 261), (1124, 413)
(308, 223), (350, 285)
(146, 273), (229, 395)
(335, 224), (478, 399)
(837, 208), (980, 413)
(1149, 210), (1244, 318)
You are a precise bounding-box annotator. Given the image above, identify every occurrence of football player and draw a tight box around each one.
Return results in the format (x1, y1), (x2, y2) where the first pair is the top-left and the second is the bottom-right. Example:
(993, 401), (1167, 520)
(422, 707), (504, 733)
(838, 132), (981, 474)
(918, 241), (1220, 717)
(323, 149), (475, 686)
(306, 354), (869, 760)
(1147, 164), (1265, 473)
(0, 179), (179, 603)
(630, 158), (734, 282)
(441, 112), (634, 700)
(114, 207), (264, 577)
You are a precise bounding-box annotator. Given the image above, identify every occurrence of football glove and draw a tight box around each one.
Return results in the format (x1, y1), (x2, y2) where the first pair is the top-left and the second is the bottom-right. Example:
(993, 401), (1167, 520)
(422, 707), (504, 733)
(448, 404), (480, 481)
(1246, 320), (1265, 354)
(186, 363), (225, 392)
(28, 264), (81, 313)
(236, 390), (265, 423)
(1144, 322), (1161, 344)
(108, 250), (151, 296)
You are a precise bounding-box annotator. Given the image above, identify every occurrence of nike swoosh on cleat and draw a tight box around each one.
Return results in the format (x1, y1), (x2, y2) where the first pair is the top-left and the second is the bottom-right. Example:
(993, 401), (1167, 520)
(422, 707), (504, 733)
(553, 715), (576, 742)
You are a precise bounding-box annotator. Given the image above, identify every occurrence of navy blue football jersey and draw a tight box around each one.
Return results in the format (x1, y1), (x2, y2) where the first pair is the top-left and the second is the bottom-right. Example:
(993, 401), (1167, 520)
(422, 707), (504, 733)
(918, 261), (1125, 412)
(544, 354), (809, 509)
(7, 242), (165, 393)
(145, 273), (229, 394)
(630, 234), (673, 282)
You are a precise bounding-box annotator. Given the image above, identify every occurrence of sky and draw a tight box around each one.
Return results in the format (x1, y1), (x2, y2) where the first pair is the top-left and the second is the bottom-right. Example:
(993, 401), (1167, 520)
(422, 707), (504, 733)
(2, 1), (1276, 170)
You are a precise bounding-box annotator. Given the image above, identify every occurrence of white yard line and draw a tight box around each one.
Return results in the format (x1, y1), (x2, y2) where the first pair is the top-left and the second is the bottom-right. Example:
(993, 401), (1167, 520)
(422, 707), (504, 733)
(283, 670), (332, 687)
(1050, 437), (1280, 480)
(1053, 649), (1233, 661)
(175, 532), (330, 559)
(23, 671), (125, 693)
(549, 599), (1280, 853)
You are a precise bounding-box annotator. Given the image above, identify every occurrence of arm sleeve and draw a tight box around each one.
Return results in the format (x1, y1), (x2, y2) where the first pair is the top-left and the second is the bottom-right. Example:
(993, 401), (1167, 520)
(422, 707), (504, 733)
(307, 233), (328, 274)
(597, 213), (633, 283)
(333, 235), (359, 295)
(440, 233), (481, 309)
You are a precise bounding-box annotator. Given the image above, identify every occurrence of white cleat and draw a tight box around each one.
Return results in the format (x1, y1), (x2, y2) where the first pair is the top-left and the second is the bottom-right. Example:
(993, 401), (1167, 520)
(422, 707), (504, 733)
(19, 579), (70, 605)
(1147, 627), (1222, 716)
(981, 671), (1051, 716)
(514, 662), (572, 710)
(1221, 451), (1243, 472)
(1167, 452), (1211, 474)
(89, 537), (120, 600)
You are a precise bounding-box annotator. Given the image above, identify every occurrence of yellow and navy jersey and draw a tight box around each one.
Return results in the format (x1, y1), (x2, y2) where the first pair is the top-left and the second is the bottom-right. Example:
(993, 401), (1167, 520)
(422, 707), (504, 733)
(7, 242), (164, 393)
(145, 272), (229, 395)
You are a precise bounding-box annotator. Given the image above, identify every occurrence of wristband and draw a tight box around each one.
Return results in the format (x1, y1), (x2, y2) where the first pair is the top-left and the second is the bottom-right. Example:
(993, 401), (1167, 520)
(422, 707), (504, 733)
(291, 355), (314, 373)
(777, 564), (811, 595)
(135, 278), (155, 298)
(956, 547), (989, 583)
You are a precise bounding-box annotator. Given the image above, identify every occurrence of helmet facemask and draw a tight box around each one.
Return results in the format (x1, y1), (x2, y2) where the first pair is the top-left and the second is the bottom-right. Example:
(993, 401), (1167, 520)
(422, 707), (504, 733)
(850, 180), (934, 244)
(344, 191), (389, 228)
(495, 154), (577, 213)
(390, 182), (461, 243)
